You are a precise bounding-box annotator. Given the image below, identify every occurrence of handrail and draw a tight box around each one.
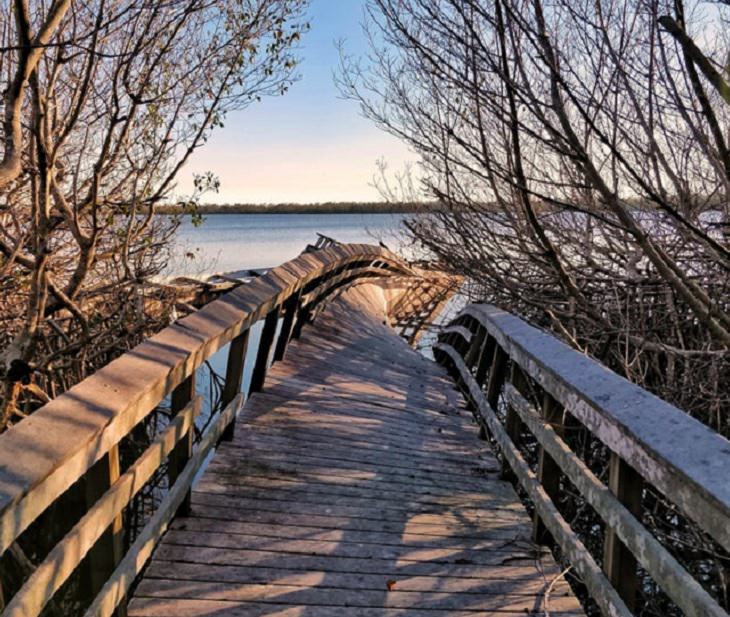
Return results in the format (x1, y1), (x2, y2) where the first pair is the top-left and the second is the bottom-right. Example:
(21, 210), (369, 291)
(435, 303), (730, 617)
(0, 243), (414, 617)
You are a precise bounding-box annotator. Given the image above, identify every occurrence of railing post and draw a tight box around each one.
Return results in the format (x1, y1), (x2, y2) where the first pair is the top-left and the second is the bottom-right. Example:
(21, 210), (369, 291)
(249, 306), (280, 394)
(81, 444), (125, 615)
(169, 374), (195, 516)
(500, 364), (526, 481)
(482, 344), (507, 440)
(220, 330), (250, 442)
(603, 452), (643, 610)
(532, 393), (564, 544)
(274, 291), (301, 362)
(464, 324), (486, 370)
(474, 335), (495, 387)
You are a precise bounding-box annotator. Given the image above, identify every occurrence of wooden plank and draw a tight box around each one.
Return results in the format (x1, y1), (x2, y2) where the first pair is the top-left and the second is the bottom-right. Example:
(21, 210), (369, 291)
(502, 384), (726, 617)
(474, 334), (496, 386)
(248, 306), (279, 394)
(603, 452), (642, 611)
(500, 363), (525, 481)
(143, 560), (573, 595)
(128, 597), (585, 617)
(125, 283), (582, 617)
(79, 446), (126, 616)
(0, 245), (407, 555)
(220, 329), (250, 441)
(131, 578), (580, 612)
(461, 304), (730, 552)
(533, 393), (564, 544)
(169, 375), (195, 516)
(168, 509), (529, 544)
(273, 290), (300, 361)
(84, 394), (244, 617)
(3, 397), (201, 617)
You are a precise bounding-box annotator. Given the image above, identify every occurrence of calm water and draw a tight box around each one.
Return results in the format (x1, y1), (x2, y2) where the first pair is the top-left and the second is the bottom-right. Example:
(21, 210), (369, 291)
(170, 212), (410, 276)
(171, 211), (416, 428)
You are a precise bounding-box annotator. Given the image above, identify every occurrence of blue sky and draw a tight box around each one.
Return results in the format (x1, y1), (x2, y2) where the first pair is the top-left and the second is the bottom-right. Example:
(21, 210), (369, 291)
(180, 0), (413, 204)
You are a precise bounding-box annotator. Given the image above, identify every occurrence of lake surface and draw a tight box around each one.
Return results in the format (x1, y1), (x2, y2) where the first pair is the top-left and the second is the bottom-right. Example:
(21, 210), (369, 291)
(170, 212), (410, 276)
(171, 211), (421, 443)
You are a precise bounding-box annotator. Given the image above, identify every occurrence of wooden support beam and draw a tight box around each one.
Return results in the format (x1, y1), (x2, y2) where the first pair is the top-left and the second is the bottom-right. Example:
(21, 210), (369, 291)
(220, 330), (250, 442)
(81, 446), (125, 614)
(292, 296), (312, 340)
(169, 374), (195, 516)
(249, 307), (280, 394)
(481, 344), (507, 441)
(274, 291), (301, 362)
(533, 393), (565, 544)
(474, 335), (496, 387)
(500, 364), (526, 481)
(464, 325), (486, 369)
(603, 453), (643, 611)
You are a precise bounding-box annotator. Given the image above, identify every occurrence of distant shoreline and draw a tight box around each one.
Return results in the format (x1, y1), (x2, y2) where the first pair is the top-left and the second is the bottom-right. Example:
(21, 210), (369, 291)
(159, 202), (425, 216)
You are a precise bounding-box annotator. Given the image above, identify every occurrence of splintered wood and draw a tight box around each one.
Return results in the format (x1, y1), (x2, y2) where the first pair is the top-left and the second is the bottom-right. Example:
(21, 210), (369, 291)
(127, 283), (584, 616)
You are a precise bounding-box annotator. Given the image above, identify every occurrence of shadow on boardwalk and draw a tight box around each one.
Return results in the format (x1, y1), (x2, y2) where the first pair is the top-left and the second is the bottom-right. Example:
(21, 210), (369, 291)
(127, 283), (583, 616)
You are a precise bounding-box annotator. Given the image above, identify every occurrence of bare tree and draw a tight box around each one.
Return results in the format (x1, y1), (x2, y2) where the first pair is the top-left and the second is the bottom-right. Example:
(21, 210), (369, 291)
(0, 0), (307, 429)
(340, 0), (729, 612)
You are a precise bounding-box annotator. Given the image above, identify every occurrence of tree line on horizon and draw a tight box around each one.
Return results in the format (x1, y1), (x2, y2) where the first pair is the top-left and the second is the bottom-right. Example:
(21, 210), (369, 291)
(157, 201), (426, 215)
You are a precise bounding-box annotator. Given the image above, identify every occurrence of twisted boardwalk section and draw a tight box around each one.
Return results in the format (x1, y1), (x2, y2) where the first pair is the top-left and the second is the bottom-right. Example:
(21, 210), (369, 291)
(128, 283), (583, 616)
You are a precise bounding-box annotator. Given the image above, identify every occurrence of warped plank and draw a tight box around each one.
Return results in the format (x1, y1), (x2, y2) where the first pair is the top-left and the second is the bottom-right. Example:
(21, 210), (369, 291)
(128, 282), (583, 616)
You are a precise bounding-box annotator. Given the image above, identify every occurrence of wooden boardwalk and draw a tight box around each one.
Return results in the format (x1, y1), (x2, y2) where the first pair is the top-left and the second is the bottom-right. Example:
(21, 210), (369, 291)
(128, 283), (583, 616)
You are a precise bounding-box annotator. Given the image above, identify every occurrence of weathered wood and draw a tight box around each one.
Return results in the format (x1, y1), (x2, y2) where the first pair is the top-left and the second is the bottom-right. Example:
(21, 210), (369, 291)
(603, 452), (642, 611)
(127, 284), (582, 617)
(464, 325), (486, 368)
(0, 245), (410, 556)
(248, 306), (279, 394)
(84, 394), (243, 617)
(501, 384), (726, 617)
(436, 342), (630, 617)
(273, 290), (300, 361)
(500, 363), (526, 481)
(81, 446), (124, 611)
(533, 393), (564, 544)
(460, 303), (730, 553)
(220, 330), (249, 441)
(3, 398), (201, 617)
(169, 375), (195, 516)
(474, 334), (496, 386)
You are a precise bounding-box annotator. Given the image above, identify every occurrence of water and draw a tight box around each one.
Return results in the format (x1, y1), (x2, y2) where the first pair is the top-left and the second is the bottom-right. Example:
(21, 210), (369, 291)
(170, 211), (415, 447)
(170, 212), (410, 276)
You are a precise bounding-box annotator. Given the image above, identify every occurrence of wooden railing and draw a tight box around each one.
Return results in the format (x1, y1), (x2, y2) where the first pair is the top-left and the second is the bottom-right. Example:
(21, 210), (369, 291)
(435, 304), (730, 617)
(0, 244), (414, 617)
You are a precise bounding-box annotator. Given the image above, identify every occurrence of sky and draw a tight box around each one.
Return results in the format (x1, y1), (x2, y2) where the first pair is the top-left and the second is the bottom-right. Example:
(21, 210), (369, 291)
(179, 0), (414, 204)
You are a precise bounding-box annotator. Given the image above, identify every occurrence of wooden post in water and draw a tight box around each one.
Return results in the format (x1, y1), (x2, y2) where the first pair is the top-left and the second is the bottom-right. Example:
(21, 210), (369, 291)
(169, 374), (195, 516)
(250, 306), (280, 394)
(603, 452), (643, 610)
(220, 330), (250, 441)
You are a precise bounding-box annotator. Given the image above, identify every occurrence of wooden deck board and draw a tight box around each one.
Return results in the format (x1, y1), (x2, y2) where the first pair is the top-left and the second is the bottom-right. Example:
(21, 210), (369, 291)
(128, 283), (583, 616)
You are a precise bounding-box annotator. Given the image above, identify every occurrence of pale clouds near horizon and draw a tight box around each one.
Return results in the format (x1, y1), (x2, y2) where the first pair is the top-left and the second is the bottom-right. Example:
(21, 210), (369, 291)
(177, 0), (414, 204)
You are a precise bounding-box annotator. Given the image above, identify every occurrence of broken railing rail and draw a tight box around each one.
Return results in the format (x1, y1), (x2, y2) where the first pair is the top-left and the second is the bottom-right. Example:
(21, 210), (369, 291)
(0, 244), (414, 617)
(434, 304), (730, 617)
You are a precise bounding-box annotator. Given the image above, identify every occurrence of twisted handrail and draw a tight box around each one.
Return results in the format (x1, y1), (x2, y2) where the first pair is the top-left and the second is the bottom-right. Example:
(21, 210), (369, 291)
(435, 303), (730, 617)
(0, 244), (414, 617)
